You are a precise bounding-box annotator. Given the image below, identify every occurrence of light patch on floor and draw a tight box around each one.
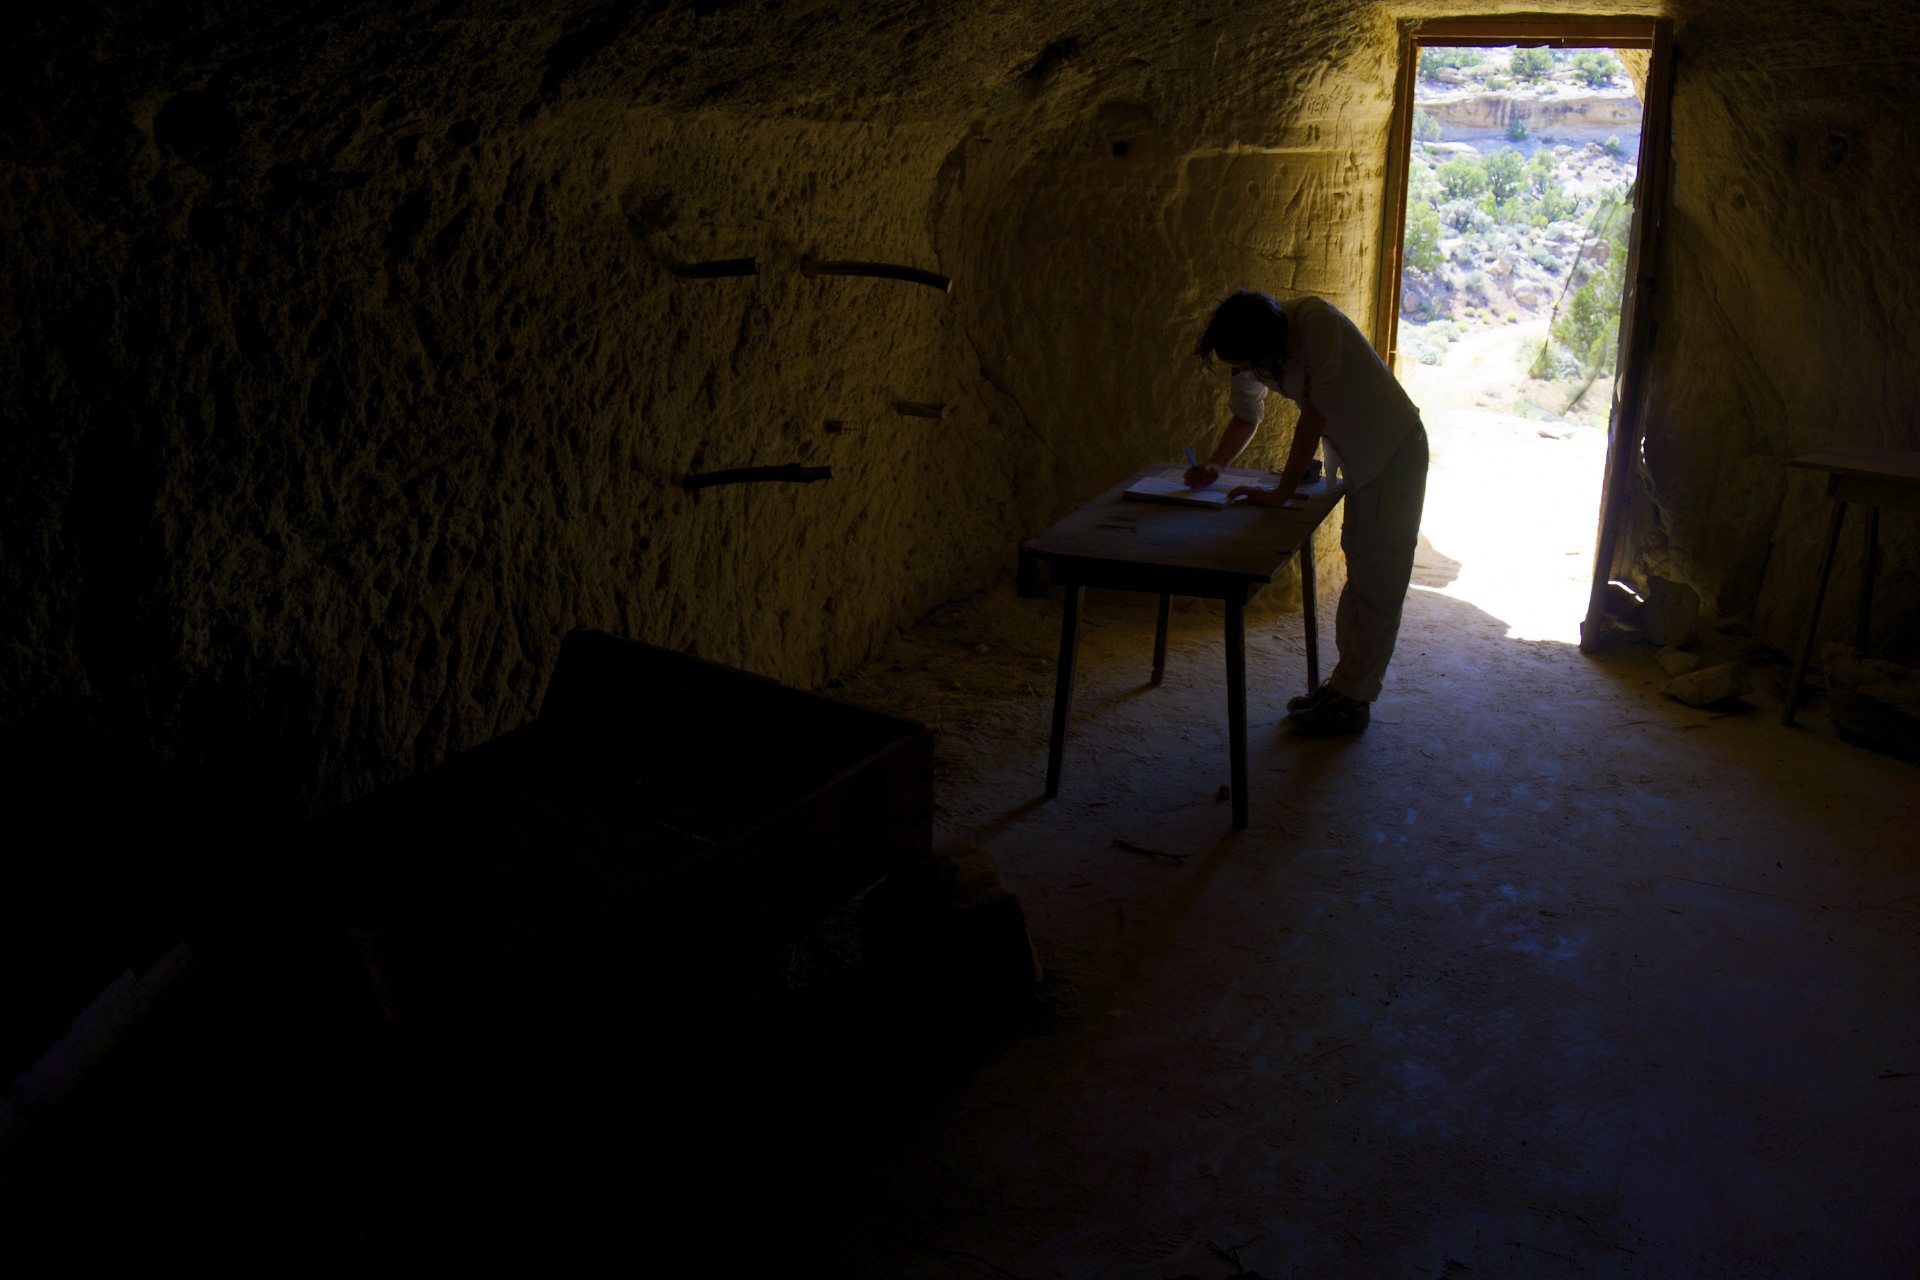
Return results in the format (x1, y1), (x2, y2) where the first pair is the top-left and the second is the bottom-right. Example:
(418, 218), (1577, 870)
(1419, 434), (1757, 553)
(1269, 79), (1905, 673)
(812, 487), (1918, 1276)
(1417, 404), (1607, 644)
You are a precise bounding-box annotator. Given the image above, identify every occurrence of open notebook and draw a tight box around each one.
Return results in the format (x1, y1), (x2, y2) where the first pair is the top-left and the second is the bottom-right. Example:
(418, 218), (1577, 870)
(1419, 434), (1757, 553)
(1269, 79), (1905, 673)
(1121, 466), (1303, 509)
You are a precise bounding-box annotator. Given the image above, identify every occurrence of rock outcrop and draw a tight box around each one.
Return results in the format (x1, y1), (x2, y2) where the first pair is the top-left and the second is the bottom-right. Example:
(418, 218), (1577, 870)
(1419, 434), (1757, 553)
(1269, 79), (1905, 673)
(1420, 88), (1643, 138)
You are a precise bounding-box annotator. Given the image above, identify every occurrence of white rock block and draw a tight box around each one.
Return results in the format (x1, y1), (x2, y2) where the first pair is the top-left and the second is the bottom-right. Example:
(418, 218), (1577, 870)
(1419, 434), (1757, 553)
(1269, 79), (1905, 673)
(1662, 662), (1751, 707)
(1657, 646), (1702, 677)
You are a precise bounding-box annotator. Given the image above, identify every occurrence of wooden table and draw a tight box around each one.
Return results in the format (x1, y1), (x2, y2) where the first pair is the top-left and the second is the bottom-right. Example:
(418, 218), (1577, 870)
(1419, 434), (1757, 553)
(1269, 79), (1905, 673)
(1783, 444), (1920, 727)
(1021, 463), (1346, 827)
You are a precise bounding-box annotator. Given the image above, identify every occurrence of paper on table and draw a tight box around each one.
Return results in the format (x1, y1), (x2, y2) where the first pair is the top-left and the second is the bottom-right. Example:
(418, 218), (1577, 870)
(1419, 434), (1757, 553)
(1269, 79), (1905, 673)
(1122, 467), (1305, 509)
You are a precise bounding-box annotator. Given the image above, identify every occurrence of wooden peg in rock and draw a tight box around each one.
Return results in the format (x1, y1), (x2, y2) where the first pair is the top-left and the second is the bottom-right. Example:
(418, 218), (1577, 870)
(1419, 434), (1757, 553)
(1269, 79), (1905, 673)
(683, 464), (833, 492)
(895, 401), (951, 420)
(672, 256), (761, 279)
(801, 258), (952, 293)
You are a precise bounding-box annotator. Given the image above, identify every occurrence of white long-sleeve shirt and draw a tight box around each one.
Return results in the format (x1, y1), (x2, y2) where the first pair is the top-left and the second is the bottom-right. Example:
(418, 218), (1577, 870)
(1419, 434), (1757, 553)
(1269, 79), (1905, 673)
(1226, 296), (1422, 490)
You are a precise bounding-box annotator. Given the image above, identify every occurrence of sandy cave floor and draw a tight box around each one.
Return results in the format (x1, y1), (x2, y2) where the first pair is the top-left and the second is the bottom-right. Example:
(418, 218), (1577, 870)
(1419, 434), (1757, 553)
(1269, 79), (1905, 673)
(774, 405), (1920, 1278)
(9, 366), (1912, 1274)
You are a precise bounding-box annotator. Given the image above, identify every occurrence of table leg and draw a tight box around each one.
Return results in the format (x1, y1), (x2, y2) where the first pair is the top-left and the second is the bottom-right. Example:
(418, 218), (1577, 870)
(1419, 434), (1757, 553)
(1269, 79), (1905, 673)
(1301, 536), (1321, 693)
(1783, 498), (1847, 727)
(1046, 584), (1083, 797)
(1857, 505), (1879, 649)
(1226, 594), (1249, 828)
(1151, 593), (1172, 686)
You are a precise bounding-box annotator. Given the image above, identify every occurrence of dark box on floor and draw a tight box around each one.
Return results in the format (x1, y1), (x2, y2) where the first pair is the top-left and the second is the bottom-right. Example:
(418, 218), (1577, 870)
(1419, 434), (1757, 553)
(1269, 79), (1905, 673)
(325, 628), (934, 1027)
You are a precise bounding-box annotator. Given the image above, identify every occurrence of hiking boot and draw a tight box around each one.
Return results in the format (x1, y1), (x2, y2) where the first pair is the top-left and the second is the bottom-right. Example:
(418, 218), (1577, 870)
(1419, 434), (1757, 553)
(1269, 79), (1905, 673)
(1286, 681), (1334, 717)
(1288, 691), (1371, 737)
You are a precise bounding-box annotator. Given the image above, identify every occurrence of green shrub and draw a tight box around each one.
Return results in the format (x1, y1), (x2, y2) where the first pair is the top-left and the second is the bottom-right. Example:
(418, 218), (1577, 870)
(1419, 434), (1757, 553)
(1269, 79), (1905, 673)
(1438, 156), (1488, 201)
(1528, 339), (1581, 381)
(1419, 47), (1483, 78)
(1551, 252), (1626, 371)
(1407, 161), (1443, 206)
(1604, 135), (1625, 158)
(1484, 149), (1525, 202)
(1506, 118), (1530, 142)
(1403, 325), (1453, 364)
(1571, 50), (1620, 87)
(1404, 203), (1443, 271)
(1414, 109), (1443, 142)
(1552, 279), (1615, 370)
(1536, 183), (1576, 223)
(1511, 47), (1554, 82)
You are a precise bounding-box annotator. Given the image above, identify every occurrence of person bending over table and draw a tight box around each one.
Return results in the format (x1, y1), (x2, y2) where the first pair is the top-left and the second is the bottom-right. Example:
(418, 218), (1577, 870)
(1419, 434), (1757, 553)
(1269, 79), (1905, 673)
(1184, 289), (1429, 737)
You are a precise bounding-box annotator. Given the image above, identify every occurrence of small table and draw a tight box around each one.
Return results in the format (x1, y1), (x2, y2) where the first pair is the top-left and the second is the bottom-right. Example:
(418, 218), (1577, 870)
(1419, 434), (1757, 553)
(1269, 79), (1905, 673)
(1020, 463), (1345, 827)
(1782, 445), (1920, 727)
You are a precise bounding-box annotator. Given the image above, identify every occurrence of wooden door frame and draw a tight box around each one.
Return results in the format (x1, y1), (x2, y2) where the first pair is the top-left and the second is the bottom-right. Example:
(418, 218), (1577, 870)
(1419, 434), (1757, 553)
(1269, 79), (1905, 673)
(1372, 15), (1675, 651)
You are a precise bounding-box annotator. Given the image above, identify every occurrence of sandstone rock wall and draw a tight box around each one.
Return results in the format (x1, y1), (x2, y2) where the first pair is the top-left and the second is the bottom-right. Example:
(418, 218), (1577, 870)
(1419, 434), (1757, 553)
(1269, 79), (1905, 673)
(3, 9), (1051, 814)
(940, 14), (1395, 612)
(1628, 12), (1920, 663)
(5, 0), (1918, 838)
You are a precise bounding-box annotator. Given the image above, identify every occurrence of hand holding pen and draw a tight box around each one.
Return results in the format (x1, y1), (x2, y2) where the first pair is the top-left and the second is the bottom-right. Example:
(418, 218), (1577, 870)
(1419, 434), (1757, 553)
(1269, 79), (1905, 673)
(1183, 448), (1220, 491)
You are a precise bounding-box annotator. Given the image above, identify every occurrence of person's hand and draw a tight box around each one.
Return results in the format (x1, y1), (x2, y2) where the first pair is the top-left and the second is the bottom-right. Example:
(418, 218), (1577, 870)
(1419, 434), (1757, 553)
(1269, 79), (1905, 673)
(1184, 463), (1220, 490)
(1226, 484), (1289, 507)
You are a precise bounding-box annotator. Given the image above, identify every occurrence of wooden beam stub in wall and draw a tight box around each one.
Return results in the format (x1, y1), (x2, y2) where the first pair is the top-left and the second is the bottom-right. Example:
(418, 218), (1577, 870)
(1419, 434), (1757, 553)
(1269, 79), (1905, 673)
(672, 257), (762, 279)
(802, 258), (953, 293)
(683, 464), (833, 491)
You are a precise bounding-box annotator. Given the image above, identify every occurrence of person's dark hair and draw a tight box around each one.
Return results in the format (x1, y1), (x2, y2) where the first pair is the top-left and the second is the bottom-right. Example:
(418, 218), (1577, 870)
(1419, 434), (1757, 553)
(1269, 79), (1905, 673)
(1194, 289), (1289, 382)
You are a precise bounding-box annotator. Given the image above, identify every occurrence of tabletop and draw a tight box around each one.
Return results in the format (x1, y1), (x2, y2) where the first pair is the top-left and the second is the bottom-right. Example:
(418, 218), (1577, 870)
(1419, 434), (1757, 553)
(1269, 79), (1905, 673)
(1022, 462), (1346, 588)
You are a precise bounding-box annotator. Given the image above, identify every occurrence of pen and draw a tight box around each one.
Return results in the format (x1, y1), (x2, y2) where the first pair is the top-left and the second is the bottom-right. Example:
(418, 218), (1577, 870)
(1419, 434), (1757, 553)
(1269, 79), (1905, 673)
(1184, 448), (1199, 469)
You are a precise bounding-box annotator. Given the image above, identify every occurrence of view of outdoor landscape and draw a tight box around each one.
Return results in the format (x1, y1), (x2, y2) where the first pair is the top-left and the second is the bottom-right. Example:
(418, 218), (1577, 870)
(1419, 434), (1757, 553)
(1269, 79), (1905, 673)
(1400, 45), (1642, 428)
(1396, 45), (1643, 642)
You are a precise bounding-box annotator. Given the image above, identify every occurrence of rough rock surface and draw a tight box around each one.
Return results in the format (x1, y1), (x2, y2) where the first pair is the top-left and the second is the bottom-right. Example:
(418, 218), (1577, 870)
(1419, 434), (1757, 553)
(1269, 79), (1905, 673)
(3, 0), (1918, 832)
(1631, 13), (1920, 659)
(1657, 645), (1702, 677)
(1640, 573), (1702, 647)
(1823, 644), (1920, 760)
(1419, 86), (1642, 137)
(1662, 661), (1752, 707)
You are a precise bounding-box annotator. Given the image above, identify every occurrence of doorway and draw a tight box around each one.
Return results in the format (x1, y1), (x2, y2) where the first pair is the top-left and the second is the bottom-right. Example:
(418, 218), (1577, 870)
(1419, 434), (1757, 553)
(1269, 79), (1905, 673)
(1375, 17), (1673, 647)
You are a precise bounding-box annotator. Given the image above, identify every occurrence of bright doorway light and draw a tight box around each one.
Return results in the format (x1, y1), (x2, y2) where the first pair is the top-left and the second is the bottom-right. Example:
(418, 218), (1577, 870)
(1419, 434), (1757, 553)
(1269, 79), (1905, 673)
(1394, 43), (1642, 643)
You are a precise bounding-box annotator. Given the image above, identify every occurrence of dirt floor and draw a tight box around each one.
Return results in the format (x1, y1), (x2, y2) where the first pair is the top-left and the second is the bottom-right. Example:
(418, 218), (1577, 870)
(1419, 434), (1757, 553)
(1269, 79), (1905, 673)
(777, 387), (1920, 1276)
(7, 345), (1912, 1273)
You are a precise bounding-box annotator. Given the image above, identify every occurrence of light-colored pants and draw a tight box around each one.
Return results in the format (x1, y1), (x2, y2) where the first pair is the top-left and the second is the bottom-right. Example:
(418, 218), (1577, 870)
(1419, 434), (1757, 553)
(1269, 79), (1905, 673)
(1329, 422), (1429, 703)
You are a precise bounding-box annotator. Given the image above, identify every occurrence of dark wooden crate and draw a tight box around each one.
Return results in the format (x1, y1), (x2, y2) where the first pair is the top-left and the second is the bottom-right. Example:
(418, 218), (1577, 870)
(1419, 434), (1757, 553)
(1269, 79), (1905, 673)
(326, 629), (933, 1026)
